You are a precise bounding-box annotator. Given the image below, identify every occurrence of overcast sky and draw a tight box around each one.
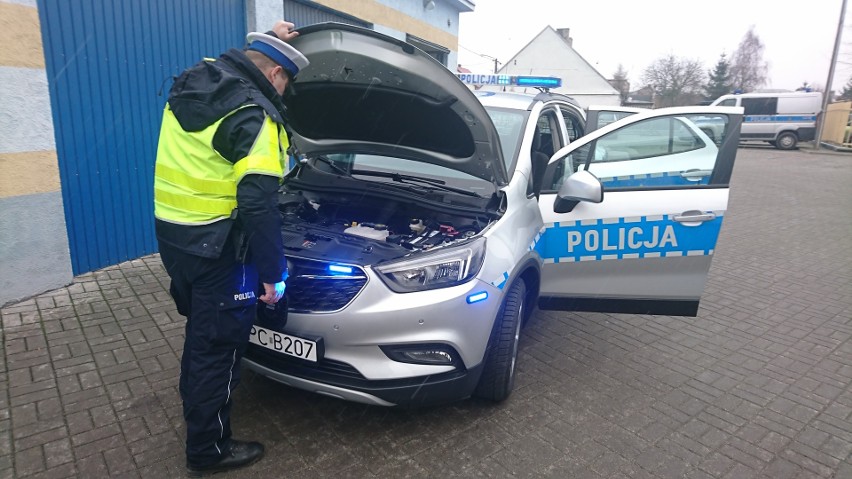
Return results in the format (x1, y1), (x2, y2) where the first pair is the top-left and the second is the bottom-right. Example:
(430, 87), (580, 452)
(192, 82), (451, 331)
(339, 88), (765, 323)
(457, 0), (852, 93)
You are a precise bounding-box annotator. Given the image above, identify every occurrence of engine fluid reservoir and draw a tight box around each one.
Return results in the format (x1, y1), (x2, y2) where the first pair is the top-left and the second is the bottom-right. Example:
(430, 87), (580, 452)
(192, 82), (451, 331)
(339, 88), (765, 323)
(344, 224), (390, 241)
(410, 219), (426, 233)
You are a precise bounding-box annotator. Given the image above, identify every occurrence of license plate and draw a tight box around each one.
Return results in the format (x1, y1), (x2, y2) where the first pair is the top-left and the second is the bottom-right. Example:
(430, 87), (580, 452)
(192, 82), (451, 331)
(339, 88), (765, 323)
(249, 325), (319, 362)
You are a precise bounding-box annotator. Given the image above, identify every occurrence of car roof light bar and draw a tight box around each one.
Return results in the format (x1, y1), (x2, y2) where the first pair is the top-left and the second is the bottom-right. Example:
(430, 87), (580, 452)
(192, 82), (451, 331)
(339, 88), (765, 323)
(457, 74), (562, 90)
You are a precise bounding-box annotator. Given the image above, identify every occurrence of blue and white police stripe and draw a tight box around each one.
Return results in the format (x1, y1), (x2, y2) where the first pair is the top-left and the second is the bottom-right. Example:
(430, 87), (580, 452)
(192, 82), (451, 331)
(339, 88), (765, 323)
(598, 171), (711, 188)
(528, 226), (546, 252)
(490, 272), (510, 290)
(744, 115), (816, 123)
(488, 226), (547, 289)
(534, 213), (723, 263)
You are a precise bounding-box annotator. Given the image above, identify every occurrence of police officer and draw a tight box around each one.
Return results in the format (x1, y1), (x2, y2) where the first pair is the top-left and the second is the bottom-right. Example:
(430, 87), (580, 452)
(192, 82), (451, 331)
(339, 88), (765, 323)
(153, 20), (308, 476)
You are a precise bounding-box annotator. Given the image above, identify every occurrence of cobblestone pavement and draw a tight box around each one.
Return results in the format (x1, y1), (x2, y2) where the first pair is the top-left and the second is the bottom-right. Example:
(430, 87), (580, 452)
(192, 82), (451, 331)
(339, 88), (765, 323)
(2, 147), (851, 478)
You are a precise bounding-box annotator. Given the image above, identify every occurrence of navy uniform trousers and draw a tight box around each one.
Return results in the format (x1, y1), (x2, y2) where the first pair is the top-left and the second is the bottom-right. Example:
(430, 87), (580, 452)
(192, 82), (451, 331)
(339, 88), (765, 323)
(158, 238), (258, 467)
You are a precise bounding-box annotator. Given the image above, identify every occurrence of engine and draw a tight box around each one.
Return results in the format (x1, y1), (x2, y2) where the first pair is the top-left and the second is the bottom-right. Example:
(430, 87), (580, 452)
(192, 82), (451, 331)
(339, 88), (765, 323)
(278, 190), (489, 265)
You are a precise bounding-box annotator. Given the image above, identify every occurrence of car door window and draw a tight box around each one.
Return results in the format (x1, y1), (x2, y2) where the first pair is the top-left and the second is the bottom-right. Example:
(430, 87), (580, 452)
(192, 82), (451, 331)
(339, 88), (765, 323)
(560, 106), (584, 142)
(529, 110), (563, 196)
(543, 115), (726, 191)
(594, 110), (636, 129)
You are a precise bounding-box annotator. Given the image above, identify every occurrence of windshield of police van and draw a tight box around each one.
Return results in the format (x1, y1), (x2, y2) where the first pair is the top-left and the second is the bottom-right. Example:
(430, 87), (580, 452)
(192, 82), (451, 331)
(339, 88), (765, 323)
(484, 107), (528, 170)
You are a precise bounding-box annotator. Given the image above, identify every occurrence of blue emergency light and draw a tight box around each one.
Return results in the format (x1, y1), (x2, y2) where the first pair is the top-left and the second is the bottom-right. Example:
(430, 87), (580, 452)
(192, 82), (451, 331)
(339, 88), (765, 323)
(466, 291), (488, 304)
(328, 264), (354, 274)
(514, 76), (562, 88)
(457, 74), (562, 89)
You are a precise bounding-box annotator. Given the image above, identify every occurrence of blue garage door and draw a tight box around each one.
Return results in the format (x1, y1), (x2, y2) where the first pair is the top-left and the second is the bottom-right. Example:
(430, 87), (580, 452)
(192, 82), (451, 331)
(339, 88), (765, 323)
(38, 0), (246, 274)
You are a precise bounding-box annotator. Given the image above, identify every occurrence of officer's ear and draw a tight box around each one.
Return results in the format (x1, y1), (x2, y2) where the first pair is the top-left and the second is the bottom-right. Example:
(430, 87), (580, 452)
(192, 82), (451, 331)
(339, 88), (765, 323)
(267, 65), (281, 83)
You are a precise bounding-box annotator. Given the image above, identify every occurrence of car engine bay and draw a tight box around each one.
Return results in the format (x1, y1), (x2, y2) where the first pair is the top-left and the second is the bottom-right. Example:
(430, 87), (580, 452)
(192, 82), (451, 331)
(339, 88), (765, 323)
(277, 187), (495, 266)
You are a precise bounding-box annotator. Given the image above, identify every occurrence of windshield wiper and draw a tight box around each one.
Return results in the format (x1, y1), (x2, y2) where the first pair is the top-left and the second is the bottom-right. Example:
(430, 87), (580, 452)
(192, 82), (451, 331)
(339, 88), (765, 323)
(306, 155), (350, 176)
(350, 169), (483, 198)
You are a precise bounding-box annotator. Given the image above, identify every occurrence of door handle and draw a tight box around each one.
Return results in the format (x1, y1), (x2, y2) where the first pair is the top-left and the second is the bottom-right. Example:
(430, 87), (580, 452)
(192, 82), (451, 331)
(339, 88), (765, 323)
(673, 210), (716, 223)
(680, 169), (712, 181)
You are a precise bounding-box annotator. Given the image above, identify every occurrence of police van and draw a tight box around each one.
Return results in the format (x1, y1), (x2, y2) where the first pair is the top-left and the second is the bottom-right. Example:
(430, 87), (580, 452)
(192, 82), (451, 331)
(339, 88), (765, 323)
(710, 91), (822, 150)
(242, 23), (744, 407)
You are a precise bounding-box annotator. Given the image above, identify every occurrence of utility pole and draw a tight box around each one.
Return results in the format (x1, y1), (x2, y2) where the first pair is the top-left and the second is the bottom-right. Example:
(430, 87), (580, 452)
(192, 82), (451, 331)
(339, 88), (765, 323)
(477, 53), (500, 74)
(816, 0), (848, 149)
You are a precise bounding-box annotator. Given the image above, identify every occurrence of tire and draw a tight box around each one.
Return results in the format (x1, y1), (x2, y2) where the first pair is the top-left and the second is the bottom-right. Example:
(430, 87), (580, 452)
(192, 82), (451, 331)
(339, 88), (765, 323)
(775, 132), (798, 150)
(768, 141), (777, 147)
(474, 280), (526, 402)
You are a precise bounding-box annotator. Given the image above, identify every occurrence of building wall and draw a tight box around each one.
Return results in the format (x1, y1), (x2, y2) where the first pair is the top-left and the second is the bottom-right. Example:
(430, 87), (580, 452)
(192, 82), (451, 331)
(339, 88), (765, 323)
(0, 0), (465, 305)
(272, 0), (464, 69)
(0, 0), (73, 306)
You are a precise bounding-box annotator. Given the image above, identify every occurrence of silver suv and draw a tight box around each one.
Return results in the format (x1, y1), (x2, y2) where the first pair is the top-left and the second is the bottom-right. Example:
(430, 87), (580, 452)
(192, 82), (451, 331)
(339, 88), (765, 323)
(242, 24), (743, 407)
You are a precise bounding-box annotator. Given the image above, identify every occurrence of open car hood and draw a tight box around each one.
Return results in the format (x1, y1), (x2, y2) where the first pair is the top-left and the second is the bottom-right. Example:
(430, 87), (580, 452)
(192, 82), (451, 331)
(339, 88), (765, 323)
(284, 23), (507, 185)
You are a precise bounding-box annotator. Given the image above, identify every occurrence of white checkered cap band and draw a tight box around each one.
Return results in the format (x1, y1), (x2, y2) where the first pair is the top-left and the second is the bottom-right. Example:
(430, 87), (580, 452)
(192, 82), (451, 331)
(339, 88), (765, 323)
(246, 32), (309, 72)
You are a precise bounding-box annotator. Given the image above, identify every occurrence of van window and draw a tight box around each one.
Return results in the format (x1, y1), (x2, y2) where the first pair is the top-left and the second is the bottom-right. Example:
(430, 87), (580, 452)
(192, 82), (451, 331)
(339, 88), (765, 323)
(717, 99), (736, 107)
(742, 97), (778, 116)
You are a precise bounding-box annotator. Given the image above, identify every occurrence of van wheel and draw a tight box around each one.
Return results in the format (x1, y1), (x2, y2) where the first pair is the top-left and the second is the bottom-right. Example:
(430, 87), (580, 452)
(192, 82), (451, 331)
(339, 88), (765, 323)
(474, 281), (526, 402)
(776, 132), (798, 150)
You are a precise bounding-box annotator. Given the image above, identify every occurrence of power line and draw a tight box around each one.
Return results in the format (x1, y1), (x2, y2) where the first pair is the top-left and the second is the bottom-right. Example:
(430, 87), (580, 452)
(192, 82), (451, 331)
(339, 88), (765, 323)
(459, 43), (501, 73)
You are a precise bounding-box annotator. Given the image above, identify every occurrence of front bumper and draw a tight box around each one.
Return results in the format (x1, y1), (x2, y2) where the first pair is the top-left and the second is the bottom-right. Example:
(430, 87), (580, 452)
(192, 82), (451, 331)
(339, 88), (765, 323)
(243, 256), (503, 406)
(242, 351), (484, 407)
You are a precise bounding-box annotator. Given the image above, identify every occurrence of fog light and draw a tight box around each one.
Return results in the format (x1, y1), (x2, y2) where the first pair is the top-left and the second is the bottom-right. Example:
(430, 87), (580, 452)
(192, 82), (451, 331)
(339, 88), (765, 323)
(402, 350), (453, 364)
(380, 344), (460, 366)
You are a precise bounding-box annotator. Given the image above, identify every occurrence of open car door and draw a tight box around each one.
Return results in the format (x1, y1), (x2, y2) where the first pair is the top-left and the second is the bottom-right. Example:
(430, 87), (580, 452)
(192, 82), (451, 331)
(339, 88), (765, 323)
(535, 106), (743, 316)
(585, 105), (644, 133)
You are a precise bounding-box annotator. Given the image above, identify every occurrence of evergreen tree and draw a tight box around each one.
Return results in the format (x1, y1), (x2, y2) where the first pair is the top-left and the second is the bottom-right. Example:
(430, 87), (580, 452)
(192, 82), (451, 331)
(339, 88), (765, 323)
(836, 77), (852, 101)
(611, 64), (630, 104)
(705, 53), (732, 101)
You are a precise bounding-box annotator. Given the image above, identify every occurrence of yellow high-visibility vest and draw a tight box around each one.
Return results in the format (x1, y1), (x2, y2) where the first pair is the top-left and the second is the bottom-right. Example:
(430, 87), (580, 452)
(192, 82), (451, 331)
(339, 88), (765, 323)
(154, 104), (289, 225)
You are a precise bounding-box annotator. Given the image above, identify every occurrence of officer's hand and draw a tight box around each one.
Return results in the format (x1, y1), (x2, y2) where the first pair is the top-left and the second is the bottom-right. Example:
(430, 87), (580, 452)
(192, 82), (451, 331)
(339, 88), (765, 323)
(260, 281), (286, 305)
(272, 20), (298, 42)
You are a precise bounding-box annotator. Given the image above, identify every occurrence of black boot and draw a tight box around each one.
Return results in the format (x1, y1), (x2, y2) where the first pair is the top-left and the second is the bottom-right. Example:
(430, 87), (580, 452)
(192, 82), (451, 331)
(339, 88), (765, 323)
(186, 440), (265, 477)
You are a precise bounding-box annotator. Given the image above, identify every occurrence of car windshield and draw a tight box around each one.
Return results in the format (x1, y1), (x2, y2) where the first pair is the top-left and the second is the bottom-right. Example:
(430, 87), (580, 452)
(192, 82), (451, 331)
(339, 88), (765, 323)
(484, 107), (528, 170)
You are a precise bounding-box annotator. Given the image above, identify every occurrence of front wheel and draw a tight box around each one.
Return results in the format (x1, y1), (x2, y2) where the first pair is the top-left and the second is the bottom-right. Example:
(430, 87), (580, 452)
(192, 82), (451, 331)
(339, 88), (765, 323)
(474, 281), (526, 402)
(776, 132), (798, 150)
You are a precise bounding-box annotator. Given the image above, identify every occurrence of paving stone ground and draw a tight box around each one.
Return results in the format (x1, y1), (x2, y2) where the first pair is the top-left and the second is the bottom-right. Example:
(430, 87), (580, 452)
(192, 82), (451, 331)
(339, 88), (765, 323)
(2, 147), (851, 478)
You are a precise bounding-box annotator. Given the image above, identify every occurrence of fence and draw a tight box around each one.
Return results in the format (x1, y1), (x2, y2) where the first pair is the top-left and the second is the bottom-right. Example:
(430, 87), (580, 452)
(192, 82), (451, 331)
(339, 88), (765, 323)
(822, 101), (852, 146)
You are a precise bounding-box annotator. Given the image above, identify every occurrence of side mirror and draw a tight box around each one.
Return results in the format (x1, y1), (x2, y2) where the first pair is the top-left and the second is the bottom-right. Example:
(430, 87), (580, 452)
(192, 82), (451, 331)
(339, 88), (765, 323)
(554, 170), (604, 213)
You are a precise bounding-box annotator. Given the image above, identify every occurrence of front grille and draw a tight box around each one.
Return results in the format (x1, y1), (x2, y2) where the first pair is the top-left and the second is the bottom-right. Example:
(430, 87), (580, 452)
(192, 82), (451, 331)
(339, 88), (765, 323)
(245, 346), (365, 380)
(286, 257), (367, 312)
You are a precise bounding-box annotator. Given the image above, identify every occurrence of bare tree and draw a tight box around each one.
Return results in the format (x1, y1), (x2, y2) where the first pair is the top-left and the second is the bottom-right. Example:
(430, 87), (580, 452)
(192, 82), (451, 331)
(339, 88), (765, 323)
(610, 64), (630, 105)
(730, 27), (769, 92)
(641, 54), (705, 107)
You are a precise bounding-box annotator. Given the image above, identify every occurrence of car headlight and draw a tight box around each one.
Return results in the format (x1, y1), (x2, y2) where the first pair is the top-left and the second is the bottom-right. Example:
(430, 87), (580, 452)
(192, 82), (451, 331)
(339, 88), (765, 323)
(376, 238), (486, 293)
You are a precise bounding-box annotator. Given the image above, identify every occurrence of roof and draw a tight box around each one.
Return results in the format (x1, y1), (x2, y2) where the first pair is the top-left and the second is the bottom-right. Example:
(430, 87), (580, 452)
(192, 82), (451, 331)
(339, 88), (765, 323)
(473, 90), (582, 111)
(474, 91), (537, 110)
(447, 0), (476, 12)
(495, 26), (618, 97)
